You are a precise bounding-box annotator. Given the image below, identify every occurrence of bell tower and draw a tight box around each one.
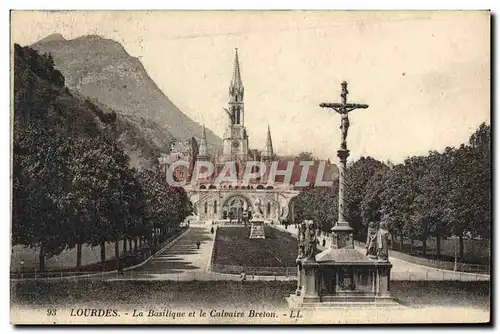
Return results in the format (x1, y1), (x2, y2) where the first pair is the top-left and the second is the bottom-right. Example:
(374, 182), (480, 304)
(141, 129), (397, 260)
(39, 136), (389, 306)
(229, 48), (244, 125)
(223, 48), (248, 162)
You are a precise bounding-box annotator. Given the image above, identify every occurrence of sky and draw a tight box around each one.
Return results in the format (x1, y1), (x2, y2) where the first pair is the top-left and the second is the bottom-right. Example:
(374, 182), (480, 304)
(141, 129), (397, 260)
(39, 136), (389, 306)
(11, 11), (490, 163)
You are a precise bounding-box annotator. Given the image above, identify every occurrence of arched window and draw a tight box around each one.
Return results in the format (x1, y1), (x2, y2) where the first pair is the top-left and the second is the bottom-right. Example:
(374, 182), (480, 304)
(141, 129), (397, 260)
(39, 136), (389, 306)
(204, 202), (208, 214)
(214, 200), (217, 214)
(236, 107), (241, 124)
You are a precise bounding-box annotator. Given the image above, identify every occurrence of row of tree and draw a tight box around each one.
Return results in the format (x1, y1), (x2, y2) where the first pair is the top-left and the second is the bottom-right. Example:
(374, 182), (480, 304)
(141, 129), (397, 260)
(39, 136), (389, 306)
(293, 122), (490, 261)
(12, 44), (192, 271)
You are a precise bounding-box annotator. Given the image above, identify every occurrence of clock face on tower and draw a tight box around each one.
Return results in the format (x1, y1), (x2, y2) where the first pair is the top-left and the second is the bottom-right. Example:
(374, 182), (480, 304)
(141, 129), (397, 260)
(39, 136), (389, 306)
(232, 140), (240, 149)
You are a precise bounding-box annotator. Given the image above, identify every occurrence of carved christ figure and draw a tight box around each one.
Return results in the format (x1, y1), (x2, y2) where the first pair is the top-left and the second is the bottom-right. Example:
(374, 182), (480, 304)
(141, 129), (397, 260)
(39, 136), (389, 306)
(319, 81), (368, 150)
(339, 81), (350, 146)
(339, 112), (350, 147)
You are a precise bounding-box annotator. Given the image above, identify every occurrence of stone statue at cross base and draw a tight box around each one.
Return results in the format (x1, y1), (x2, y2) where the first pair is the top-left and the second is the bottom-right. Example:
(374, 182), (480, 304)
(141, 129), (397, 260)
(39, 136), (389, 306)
(305, 220), (318, 260)
(366, 221), (378, 259)
(253, 198), (264, 219)
(297, 221), (307, 258)
(376, 221), (392, 261)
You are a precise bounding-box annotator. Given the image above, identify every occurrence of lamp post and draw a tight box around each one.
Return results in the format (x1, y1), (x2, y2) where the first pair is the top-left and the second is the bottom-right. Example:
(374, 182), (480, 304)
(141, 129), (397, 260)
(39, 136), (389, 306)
(19, 260), (24, 279)
(454, 235), (458, 271)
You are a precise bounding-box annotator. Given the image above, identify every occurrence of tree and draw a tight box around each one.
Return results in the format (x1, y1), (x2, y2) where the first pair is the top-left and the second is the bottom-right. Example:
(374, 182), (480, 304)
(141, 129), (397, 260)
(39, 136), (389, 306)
(135, 169), (191, 249)
(444, 124), (491, 260)
(294, 180), (339, 233)
(12, 44), (74, 271)
(411, 152), (451, 256)
(297, 152), (314, 161)
(345, 157), (388, 239)
(96, 139), (133, 271)
(360, 168), (389, 230)
(380, 163), (414, 250)
(467, 123), (491, 239)
(12, 125), (73, 271)
(443, 144), (474, 260)
(65, 134), (134, 270)
(248, 149), (262, 161)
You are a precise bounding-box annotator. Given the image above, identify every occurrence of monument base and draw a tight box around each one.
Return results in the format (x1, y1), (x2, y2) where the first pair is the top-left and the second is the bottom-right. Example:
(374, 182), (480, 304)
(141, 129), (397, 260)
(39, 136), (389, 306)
(287, 247), (400, 309)
(249, 220), (265, 239)
(286, 294), (400, 308)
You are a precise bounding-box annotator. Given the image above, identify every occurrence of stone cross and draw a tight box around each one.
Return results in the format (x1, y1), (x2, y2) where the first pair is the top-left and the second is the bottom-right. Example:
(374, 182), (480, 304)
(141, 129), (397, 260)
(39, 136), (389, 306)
(320, 81), (369, 248)
(320, 81), (368, 149)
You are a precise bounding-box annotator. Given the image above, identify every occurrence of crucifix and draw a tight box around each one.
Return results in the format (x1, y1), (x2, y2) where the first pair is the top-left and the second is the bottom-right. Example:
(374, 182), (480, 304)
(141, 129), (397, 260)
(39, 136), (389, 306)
(320, 81), (368, 150)
(319, 81), (369, 248)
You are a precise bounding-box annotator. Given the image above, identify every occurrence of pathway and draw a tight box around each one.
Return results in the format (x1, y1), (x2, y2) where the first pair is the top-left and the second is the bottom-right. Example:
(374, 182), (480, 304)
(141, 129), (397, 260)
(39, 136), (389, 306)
(107, 225), (293, 281)
(109, 225), (214, 281)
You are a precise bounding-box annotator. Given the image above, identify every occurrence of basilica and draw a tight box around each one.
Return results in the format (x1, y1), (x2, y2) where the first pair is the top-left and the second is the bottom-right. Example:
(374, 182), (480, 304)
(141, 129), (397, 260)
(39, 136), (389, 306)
(161, 50), (301, 223)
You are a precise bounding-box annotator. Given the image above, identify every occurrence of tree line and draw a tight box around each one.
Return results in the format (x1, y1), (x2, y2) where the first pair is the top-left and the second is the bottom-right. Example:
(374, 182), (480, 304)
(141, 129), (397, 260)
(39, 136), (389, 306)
(294, 123), (490, 261)
(12, 44), (192, 271)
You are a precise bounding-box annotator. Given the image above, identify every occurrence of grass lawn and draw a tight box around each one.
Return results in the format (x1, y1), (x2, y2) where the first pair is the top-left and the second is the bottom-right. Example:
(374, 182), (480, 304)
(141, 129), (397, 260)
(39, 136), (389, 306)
(213, 226), (297, 268)
(11, 280), (490, 311)
(10, 228), (187, 278)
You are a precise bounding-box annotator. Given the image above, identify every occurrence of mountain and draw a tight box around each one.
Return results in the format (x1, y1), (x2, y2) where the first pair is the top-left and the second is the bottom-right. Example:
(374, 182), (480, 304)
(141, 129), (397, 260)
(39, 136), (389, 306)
(73, 92), (174, 170)
(31, 34), (222, 149)
(13, 44), (161, 167)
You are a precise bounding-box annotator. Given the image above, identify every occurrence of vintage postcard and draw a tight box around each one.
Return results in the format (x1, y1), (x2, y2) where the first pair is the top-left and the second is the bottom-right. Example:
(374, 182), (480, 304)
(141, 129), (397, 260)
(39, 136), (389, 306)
(10, 10), (491, 325)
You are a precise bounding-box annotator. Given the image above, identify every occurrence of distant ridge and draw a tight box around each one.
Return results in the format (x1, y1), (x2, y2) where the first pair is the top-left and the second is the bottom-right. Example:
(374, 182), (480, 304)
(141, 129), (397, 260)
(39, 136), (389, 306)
(31, 34), (222, 150)
(34, 32), (66, 44)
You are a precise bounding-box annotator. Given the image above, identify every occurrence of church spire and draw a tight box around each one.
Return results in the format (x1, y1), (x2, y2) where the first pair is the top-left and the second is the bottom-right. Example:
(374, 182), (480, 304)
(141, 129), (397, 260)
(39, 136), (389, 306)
(198, 124), (209, 159)
(227, 48), (245, 126)
(262, 124), (274, 161)
(230, 48), (244, 95)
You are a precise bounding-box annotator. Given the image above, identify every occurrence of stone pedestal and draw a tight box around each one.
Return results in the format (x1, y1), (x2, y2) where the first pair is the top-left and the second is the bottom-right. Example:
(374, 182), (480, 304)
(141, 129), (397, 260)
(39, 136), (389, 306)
(286, 247), (399, 308)
(330, 224), (354, 249)
(249, 217), (265, 239)
(300, 259), (320, 303)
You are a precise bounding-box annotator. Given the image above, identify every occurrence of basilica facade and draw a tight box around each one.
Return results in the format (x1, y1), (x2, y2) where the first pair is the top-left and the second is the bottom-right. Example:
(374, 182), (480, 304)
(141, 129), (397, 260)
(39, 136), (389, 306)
(161, 49), (299, 224)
